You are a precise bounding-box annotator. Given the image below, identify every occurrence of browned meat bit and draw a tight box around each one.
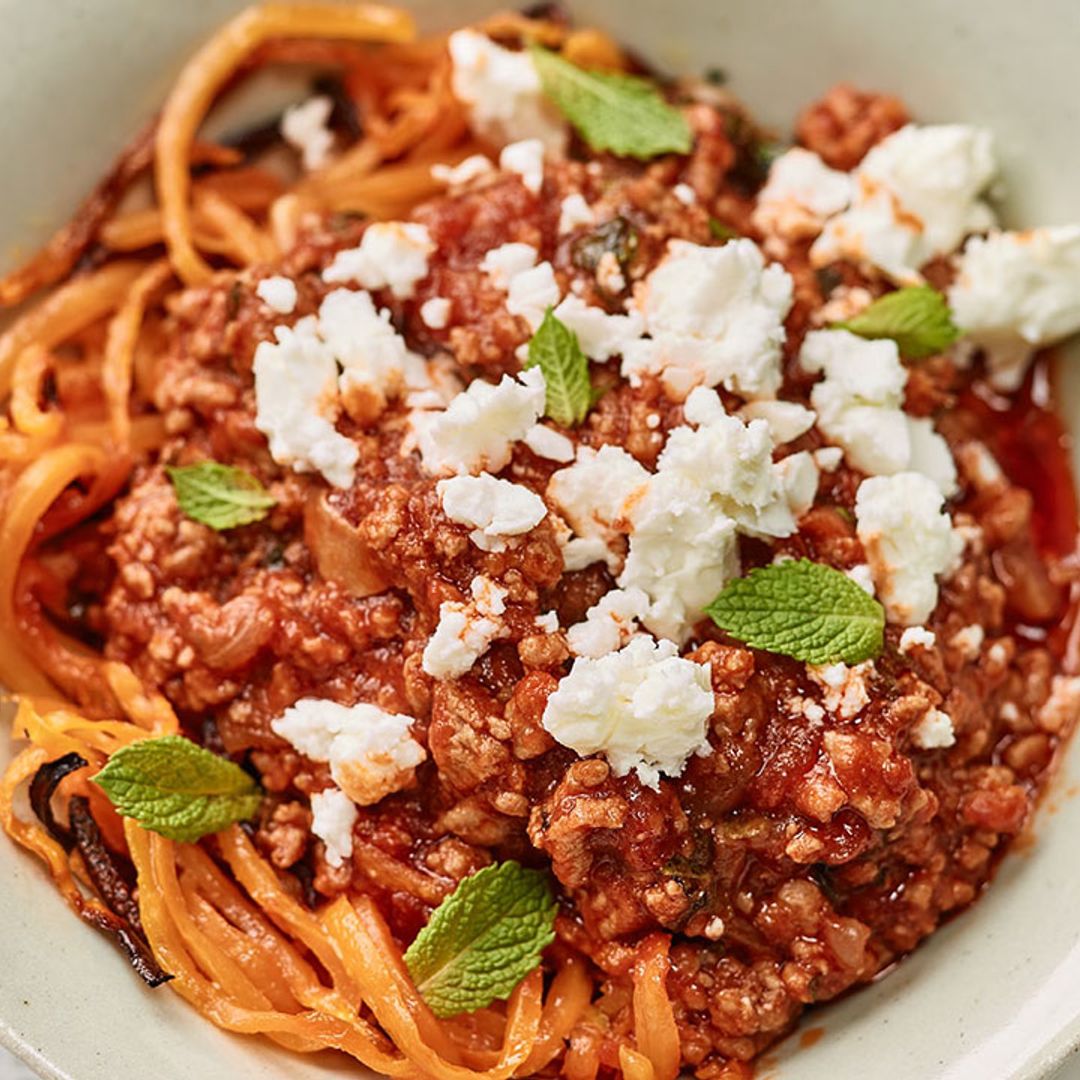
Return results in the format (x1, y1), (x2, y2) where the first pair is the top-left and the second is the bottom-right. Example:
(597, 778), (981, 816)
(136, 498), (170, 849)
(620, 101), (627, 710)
(796, 83), (910, 170)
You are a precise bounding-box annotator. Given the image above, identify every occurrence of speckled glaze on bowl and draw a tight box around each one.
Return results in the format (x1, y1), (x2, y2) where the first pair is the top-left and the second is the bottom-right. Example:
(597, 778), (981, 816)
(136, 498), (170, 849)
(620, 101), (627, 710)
(2, 2), (1080, 1078)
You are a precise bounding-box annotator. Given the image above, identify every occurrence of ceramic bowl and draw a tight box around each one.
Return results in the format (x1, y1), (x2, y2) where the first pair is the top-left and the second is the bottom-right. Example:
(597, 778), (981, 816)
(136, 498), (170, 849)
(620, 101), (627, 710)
(2, 2), (1079, 1077)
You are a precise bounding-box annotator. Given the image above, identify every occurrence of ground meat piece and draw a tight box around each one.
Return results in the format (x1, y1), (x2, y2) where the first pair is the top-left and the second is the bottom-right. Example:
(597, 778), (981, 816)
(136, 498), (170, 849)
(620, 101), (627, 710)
(795, 83), (910, 170)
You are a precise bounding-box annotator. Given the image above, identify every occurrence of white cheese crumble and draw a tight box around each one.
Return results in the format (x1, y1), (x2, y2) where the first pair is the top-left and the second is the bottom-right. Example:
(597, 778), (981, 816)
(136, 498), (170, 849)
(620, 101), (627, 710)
(855, 472), (963, 625)
(547, 445), (649, 571)
(480, 242), (538, 290)
(814, 445), (844, 472)
(535, 611), (560, 634)
(438, 473), (547, 551)
(1037, 676), (1080, 733)
(253, 316), (358, 489)
(324, 222), (435, 299)
(414, 367), (546, 475)
(950, 623), (985, 660)
(558, 193), (595, 233)
(271, 698), (426, 807)
(596, 250), (627, 293)
(566, 587), (649, 658)
(507, 261), (561, 329)
(419, 297), (451, 330)
(845, 564), (876, 596)
(949, 226), (1080, 389)
(801, 329), (957, 494)
(912, 708), (956, 750)
(309, 787), (357, 868)
(422, 576), (509, 679)
(523, 423), (575, 462)
(673, 182), (697, 206)
(431, 153), (494, 186)
(281, 96), (335, 171)
(499, 138), (545, 194)
(256, 276), (298, 314)
(812, 124), (997, 283)
(552, 295), (645, 361)
(622, 239), (793, 400)
(808, 662), (872, 719)
(541, 636), (714, 789)
(899, 626), (937, 653)
(739, 400), (817, 444)
(752, 148), (852, 240)
(447, 30), (566, 151)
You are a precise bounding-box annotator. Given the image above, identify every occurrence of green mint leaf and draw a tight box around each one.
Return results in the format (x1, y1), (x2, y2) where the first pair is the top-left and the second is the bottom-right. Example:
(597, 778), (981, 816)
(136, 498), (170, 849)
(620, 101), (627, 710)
(403, 861), (556, 1018)
(530, 46), (692, 160)
(525, 307), (592, 427)
(93, 735), (263, 842)
(705, 559), (885, 664)
(166, 462), (275, 530)
(834, 285), (960, 359)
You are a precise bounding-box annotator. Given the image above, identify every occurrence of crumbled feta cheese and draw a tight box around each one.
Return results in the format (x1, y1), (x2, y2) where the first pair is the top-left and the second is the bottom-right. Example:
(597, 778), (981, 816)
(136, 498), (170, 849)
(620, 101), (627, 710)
(253, 316), (358, 488)
(811, 124), (996, 283)
(814, 446), (844, 472)
(845, 564), (876, 596)
(559, 193), (595, 233)
(957, 441), (1005, 491)
(752, 148), (852, 240)
(318, 289), (428, 420)
(673, 182), (697, 206)
(480, 242), (538, 290)
(499, 138), (545, 194)
(324, 222), (435, 299)
(507, 261), (561, 329)
(552, 295), (645, 361)
(912, 708), (956, 750)
(438, 473), (547, 551)
(541, 636), (714, 789)
(739, 400), (816, 444)
(899, 626), (936, 653)
(595, 250), (626, 293)
(419, 297), (451, 330)
(855, 472), (963, 625)
(808, 662), (872, 718)
(801, 329), (957, 494)
(950, 623), (985, 660)
(535, 611), (560, 634)
(309, 787), (357, 868)
(447, 30), (566, 150)
(422, 576), (509, 679)
(281, 96), (335, 171)
(1037, 675), (1080, 733)
(431, 153), (494, 186)
(776, 451), (820, 518)
(548, 445), (649, 570)
(566, 587), (649, 658)
(622, 239), (793, 400)
(814, 284), (874, 326)
(523, 423), (575, 462)
(271, 698), (426, 806)
(414, 368), (546, 475)
(256, 276), (298, 314)
(949, 226), (1080, 389)
(790, 697), (826, 723)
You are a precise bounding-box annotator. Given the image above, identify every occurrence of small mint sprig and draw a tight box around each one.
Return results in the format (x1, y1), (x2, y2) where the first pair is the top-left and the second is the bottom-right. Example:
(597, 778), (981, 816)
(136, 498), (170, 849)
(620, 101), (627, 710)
(525, 307), (593, 427)
(706, 559), (885, 664)
(166, 461), (275, 531)
(834, 285), (960, 359)
(403, 861), (556, 1018)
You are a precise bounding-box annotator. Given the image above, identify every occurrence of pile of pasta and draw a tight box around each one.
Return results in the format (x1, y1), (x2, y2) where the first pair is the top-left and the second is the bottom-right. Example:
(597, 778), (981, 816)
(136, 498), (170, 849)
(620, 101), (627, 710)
(0, 5), (684, 1078)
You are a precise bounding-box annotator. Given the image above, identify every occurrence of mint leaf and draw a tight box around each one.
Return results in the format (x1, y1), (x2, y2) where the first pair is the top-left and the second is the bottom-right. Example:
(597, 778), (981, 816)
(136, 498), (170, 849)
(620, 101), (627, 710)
(835, 285), (960, 359)
(525, 307), (592, 427)
(705, 559), (885, 664)
(166, 462), (274, 530)
(530, 46), (692, 160)
(403, 861), (556, 1018)
(93, 735), (262, 842)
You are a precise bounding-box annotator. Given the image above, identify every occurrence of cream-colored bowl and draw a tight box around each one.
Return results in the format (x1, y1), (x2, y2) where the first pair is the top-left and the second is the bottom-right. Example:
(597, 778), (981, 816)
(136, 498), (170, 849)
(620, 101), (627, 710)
(2, 2), (1079, 1078)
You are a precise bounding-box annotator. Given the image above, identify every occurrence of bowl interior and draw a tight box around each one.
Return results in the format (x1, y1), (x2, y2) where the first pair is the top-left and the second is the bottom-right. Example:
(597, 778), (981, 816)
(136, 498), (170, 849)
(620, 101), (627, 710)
(2, 2), (1079, 1078)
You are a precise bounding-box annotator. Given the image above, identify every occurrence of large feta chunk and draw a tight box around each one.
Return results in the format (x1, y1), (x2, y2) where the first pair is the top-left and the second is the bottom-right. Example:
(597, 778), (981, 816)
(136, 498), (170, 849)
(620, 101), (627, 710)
(855, 472), (963, 625)
(414, 368), (546, 475)
(552, 295), (645, 361)
(309, 787), (357, 867)
(447, 30), (566, 151)
(542, 636), (714, 789)
(622, 239), (793, 400)
(499, 138), (545, 194)
(801, 329), (957, 494)
(949, 226), (1080, 389)
(480, 242), (538, 289)
(281, 96), (335, 171)
(271, 698), (426, 807)
(256, 275), (298, 314)
(812, 124), (997, 283)
(324, 222), (435, 299)
(506, 261), (561, 329)
(752, 147), (852, 240)
(566, 587), (649, 658)
(253, 317), (358, 488)
(422, 576), (509, 679)
(438, 473), (547, 551)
